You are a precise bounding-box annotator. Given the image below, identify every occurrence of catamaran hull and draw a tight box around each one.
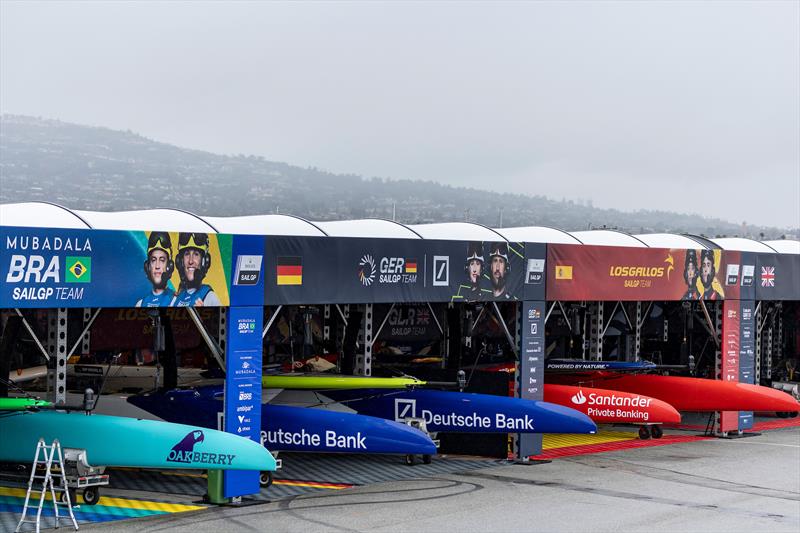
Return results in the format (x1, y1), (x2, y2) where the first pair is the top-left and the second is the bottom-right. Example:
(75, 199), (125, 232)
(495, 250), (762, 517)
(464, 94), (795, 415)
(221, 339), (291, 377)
(262, 374), (426, 390)
(0, 410), (276, 471)
(325, 388), (597, 434)
(548, 374), (800, 413)
(128, 387), (438, 455)
(544, 384), (681, 424)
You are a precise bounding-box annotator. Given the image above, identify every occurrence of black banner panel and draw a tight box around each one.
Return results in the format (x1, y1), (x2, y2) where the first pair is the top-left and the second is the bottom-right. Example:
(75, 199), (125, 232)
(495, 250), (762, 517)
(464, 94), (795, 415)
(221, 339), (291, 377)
(755, 253), (800, 301)
(264, 237), (525, 305)
(522, 242), (547, 301)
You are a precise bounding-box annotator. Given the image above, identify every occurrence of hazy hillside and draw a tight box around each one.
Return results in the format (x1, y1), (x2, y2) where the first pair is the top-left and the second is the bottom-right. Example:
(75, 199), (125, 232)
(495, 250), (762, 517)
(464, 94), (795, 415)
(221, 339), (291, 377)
(0, 114), (792, 238)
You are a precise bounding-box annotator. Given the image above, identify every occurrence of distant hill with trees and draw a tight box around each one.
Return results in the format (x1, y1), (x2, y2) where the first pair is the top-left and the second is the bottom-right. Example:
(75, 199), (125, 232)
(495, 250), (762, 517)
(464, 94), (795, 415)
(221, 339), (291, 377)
(0, 114), (793, 239)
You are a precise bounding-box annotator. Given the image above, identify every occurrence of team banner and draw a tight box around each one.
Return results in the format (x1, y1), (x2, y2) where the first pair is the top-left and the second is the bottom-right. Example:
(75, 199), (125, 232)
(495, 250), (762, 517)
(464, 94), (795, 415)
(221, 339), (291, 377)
(264, 236), (524, 304)
(518, 300), (545, 457)
(522, 242), (546, 301)
(229, 235), (265, 307)
(720, 300), (741, 433)
(547, 244), (736, 301)
(223, 306), (263, 497)
(1, 226), (231, 308)
(738, 300), (756, 430)
(755, 253), (800, 301)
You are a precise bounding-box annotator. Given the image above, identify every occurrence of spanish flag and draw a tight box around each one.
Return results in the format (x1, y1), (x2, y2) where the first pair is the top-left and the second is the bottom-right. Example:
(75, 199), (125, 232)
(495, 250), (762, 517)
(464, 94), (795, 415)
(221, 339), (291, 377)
(555, 265), (573, 280)
(406, 259), (418, 274)
(277, 256), (303, 285)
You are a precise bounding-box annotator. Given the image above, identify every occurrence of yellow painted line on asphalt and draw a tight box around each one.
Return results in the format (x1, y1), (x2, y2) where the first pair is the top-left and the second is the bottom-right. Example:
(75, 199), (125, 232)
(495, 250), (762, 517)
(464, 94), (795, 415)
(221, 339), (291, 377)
(0, 486), (204, 512)
(543, 430), (638, 450)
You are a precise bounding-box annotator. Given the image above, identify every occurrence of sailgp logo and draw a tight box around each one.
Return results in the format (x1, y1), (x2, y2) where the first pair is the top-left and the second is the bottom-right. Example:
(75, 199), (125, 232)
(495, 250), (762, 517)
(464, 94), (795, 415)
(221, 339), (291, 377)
(167, 430), (205, 463)
(394, 398), (416, 421)
(358, 254), (377, 286)
(571, 390), (587, 405)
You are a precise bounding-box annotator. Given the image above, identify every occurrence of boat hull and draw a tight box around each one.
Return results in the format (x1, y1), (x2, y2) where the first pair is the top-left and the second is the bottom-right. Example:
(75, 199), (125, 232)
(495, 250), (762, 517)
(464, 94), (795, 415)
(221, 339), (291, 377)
(325, 388), (597, 434)
(0, 410), (276, 471)
(128, 387), (438, 455)
(544, 384), (681, 424)
(548, 373), (800, 413)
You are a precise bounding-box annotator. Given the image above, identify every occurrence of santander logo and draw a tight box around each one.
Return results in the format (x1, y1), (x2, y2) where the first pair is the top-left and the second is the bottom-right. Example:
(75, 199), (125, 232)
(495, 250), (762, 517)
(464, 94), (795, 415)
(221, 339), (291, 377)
(571, 390), (587, 405)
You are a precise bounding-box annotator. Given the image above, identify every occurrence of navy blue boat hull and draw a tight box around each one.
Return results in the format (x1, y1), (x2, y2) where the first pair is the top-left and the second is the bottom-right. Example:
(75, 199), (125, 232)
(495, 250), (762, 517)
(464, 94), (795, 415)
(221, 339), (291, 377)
(325, 388), (597, 434)
(128, 387), (437, 455)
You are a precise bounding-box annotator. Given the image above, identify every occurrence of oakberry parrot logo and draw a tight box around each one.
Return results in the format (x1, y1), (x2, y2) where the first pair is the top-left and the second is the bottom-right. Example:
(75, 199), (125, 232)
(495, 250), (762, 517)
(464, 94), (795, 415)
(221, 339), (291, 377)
(167, 430), (205, 463)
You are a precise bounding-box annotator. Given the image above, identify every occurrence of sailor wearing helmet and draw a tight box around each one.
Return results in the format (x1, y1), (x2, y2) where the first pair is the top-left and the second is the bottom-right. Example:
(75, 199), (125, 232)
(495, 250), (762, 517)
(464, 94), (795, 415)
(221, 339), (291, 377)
(173, 233), (221, 307)
(465, 241), (486, 301)
(488, 242), (513, 300)
(136, 232), (177, 307)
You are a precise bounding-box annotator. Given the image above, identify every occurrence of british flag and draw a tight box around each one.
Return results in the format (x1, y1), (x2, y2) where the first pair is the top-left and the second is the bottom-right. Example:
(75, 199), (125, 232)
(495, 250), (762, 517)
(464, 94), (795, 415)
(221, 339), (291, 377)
(761, 266), (775, 287)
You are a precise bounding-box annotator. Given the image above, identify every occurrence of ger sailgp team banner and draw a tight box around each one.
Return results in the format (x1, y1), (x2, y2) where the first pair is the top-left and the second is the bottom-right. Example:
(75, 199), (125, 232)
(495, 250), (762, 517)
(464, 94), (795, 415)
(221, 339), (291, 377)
(1, 226), (231, 308)
(547, 244), (739, 301)
(264, 236), (527, 304)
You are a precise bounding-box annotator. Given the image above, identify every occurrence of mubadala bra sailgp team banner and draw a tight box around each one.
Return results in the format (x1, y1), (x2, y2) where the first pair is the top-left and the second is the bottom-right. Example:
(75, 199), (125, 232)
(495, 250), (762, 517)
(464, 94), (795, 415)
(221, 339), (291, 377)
(1, 226), (231, 308)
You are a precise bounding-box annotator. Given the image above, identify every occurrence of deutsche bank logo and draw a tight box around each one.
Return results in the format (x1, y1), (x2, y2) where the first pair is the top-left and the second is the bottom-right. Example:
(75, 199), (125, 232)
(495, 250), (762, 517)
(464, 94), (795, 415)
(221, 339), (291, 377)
(432, 256), (449, 286)
(394, 398), (416, 421)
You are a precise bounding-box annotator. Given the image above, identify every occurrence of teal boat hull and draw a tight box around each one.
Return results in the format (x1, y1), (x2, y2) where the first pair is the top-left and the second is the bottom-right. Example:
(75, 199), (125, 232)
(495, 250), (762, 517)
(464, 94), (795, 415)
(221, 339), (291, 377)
(0, 410), (277, 471)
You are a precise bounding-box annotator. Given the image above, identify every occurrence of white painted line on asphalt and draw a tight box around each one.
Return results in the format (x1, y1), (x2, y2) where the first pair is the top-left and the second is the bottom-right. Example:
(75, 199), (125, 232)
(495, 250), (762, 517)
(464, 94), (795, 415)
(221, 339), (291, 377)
(729, 441), (800, 448)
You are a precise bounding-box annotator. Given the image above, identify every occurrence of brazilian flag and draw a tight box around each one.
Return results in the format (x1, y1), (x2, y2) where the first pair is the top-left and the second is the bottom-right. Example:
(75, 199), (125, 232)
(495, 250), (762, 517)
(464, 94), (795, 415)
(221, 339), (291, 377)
(66, 257), (92, 283)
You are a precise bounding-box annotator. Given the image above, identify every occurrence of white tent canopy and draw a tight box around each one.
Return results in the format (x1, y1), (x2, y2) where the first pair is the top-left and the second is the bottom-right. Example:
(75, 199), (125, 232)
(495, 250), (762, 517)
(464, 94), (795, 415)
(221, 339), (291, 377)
(634, 233), (711, 249)
(75, 209), (218, 233)
(314, 219), (421, 239)
(761, 240), (800, 254)
(710, 237), (778, 253)
(2, 202), (796, 255)
(0, 202), (91, 229)
(497, 226), (583, 244)
(204, 214), (327, 236)
(406, 222), (506, 242)
(569, 230), (648, 247)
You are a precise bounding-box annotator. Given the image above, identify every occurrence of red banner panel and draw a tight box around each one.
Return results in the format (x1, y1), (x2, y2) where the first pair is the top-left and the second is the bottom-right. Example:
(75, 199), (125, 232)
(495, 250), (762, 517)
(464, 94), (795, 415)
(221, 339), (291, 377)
(720, 300), (741, 432)
(547, 244), (737, 301)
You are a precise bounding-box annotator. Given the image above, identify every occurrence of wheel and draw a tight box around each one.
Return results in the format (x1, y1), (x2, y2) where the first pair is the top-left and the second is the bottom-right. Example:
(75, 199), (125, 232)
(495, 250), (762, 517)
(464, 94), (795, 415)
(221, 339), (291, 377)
(422, 454), (432, 465)
(82, 487), (100, 505)
(404, 454), (416, 466)
(638, 426), (651, 440)
(790, 412), (798, 419)
(776, 411), (789, 418)
(259, 471), (273, 488)
(650, 425), (663, 439)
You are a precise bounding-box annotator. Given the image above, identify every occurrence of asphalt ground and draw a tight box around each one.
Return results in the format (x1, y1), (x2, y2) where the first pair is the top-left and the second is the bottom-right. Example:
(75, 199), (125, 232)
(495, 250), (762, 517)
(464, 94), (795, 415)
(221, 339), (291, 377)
(75, 425), (800, 533)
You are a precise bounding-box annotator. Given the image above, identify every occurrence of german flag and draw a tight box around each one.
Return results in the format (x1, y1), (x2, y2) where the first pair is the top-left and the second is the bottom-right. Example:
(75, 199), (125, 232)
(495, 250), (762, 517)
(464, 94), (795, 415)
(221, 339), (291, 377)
(277, 256), (302, 285)
(405, 259), (418, 274)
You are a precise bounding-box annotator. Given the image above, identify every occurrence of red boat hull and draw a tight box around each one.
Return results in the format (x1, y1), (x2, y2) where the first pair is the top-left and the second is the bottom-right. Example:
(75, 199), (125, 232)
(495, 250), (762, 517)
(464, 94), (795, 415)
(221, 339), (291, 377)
(548, 373), (800, 413)
(544, 384), (681, 425)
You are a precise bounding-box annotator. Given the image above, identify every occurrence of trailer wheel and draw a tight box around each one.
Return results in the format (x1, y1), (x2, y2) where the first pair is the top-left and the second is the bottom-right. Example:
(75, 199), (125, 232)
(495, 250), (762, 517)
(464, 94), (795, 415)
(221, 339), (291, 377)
(422, 454), (432, 465)
(638, 426), (651, 440)
(259, 471), (273, 488)
(83, 487), (100, 506)
(404, 454), (416, 466)
(650, 426), (663, 439)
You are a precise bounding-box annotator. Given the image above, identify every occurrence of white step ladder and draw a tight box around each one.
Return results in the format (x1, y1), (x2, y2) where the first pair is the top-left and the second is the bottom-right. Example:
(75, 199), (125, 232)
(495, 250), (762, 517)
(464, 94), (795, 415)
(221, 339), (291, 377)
(15, 438), (79, 533)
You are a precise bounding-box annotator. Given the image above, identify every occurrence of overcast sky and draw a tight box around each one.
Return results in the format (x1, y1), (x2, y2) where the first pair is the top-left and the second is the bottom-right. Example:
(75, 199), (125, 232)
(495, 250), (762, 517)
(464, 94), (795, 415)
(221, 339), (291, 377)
(1, 1), (798, 228)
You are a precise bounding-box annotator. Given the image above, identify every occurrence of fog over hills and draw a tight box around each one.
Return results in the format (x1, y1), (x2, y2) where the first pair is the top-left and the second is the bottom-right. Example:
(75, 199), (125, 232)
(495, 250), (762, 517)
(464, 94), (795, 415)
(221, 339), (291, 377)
(0, 115), (794, 239)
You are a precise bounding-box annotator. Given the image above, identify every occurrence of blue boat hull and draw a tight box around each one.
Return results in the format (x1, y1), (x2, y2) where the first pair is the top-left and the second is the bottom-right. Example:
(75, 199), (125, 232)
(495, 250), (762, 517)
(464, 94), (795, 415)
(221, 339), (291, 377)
(128, 387), (437, 455)
(325, 388), (597, 434)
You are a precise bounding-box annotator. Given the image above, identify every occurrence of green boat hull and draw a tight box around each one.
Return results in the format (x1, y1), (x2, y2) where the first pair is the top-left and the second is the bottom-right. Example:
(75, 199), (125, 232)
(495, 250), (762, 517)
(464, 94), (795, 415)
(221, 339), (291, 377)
(262, 373), (426, 390)
(0, 397), (52, 411)
(0, 410), (276, 471)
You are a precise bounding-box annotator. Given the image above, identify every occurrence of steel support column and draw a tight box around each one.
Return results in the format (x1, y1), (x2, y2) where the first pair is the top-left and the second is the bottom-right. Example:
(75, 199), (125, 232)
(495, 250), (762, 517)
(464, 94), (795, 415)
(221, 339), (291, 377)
(47, 308), (68, 406)
(355, 304), (373, 376)
(589, 302), (603, 361)
(755, 304), (762, 381)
